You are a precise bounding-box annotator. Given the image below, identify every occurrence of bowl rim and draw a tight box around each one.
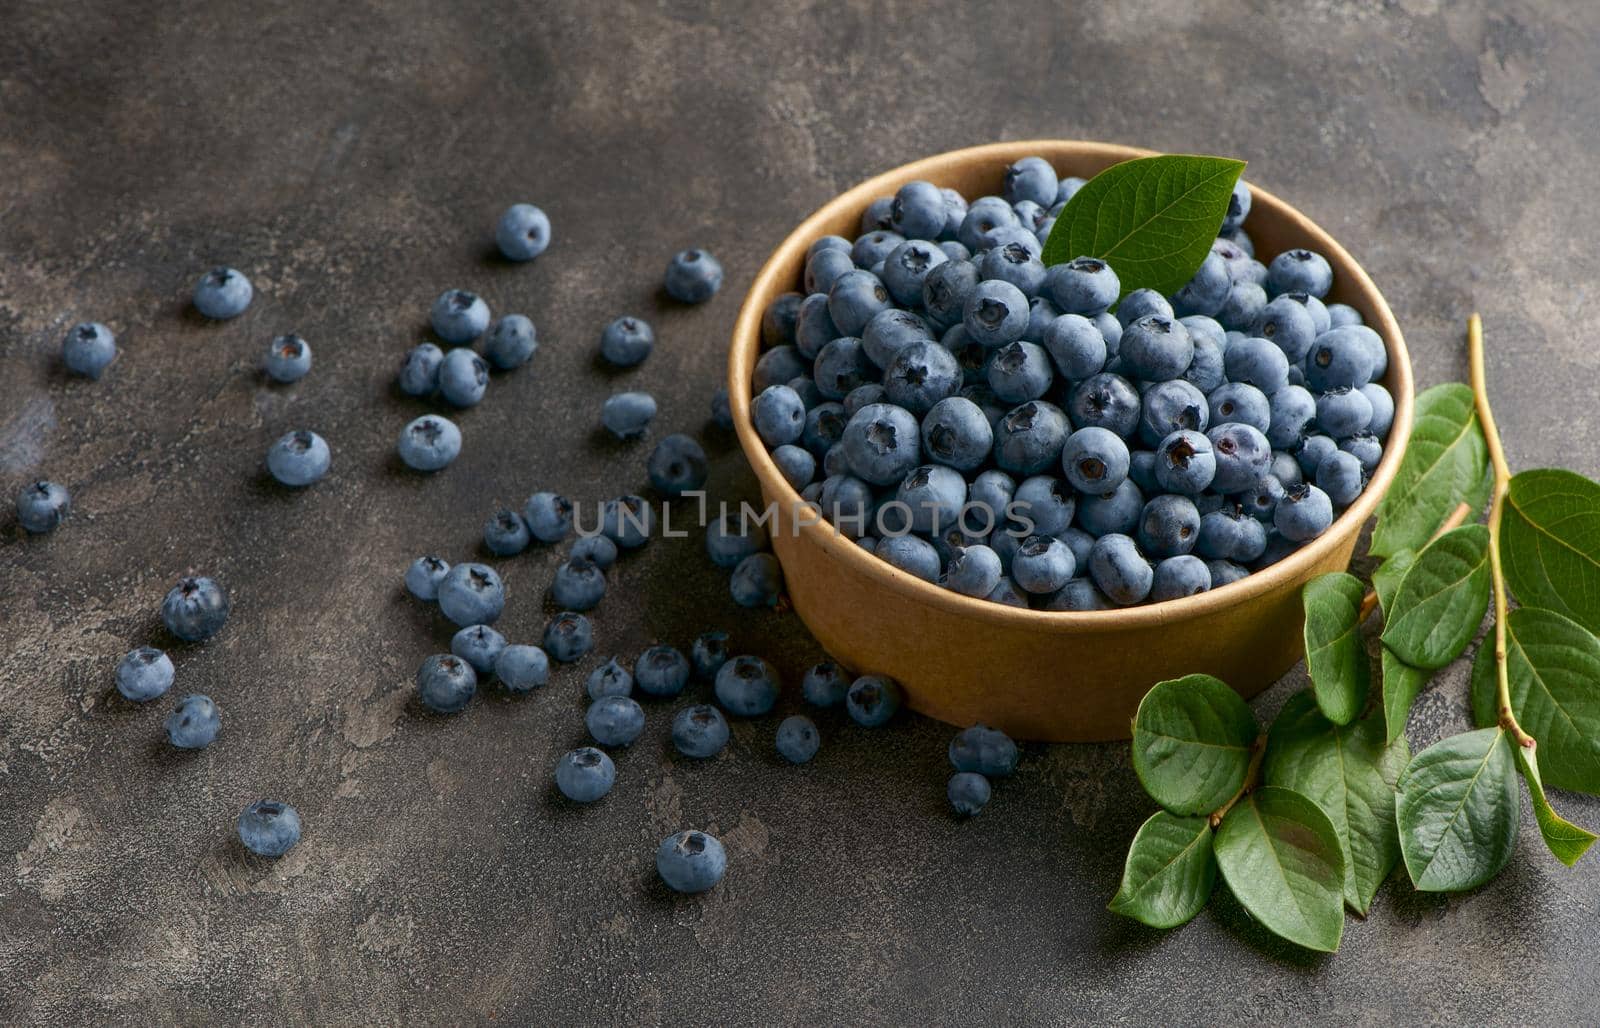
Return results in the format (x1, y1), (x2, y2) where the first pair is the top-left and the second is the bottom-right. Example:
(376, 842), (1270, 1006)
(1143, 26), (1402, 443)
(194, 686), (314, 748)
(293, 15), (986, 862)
(727, 139), (1414, 630)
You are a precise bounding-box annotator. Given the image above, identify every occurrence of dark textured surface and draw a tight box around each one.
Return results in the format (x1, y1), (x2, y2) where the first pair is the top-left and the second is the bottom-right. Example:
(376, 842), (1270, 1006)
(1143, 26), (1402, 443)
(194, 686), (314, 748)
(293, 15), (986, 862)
(4, 1), (1600, 1023)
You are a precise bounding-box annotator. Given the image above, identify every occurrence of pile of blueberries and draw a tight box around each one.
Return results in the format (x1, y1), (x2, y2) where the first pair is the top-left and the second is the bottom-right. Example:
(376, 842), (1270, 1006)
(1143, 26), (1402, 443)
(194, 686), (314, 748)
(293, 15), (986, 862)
(744, 156), (1393, 608)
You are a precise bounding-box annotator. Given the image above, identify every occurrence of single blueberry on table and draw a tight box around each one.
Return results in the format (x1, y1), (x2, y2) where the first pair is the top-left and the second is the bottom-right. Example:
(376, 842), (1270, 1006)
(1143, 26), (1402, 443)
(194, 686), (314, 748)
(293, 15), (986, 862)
(556, 747), (616, 803)
(451, 624), (507, 675)
(495, 644), (550, 693)
(599, 495), (654, 549)
(483, 314), (538, 370)
(600, 316), (655, 368)
(1151, 554), (1212, 602)
(705, 512), (769, 569)
(711, 387), (734, 430)
(672, 704), (730, 759)
(949, 724), (1019, 777)
(397, 415), (462, 472)
(1088, 533), (1153, 606)
(586, 657), (633, 700)
(1275, 483), (1335, 542)
(495, 203), (550, 261)
(731, 553), (784, 608)
(603, 391), (658, 440)
(398, 342), (444, 397)
(648, 434), (709, 497)
(776, 715), (821, 764)
(1076, 479), (1145, 538)
(635, 645), (691, 698)
(415, 653), (476, 713)
(690, 630), (730, 681)
(430, 289), (490, 344)
(571, 533), (619, 571)
(543, 611), (595, 663)
(162, 576), (230, 642)
(165, 693), (221, 749)
(657, 829), (727, 893)
(948, 772), (992, 817)
(116, 646), (174, 701)
(587, 695), (646, 747)
(846, 674), (902, 727)
(438, 347), (489, 407)
(523, 491), (574, 544)
(714, 655), (780, 716)
(405, 556), (450, 601)
(264, 334), (311, 383)
(194, 267), (252, 319)
(16, 480), (70, 534)
(436, 562), (505, 627)
(802, 660), (849, 707)
(483, 509), (531, 556)
(266, 430), (331, 487)
(828, 269), (892, 336)
(551, 556), (606, 611)
(62, 322), (117, 379)
(237, 800), (301, 858)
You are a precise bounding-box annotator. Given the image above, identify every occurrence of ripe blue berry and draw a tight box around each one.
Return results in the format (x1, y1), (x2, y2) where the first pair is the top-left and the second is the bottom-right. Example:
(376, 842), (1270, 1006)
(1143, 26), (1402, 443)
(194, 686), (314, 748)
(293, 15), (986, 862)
(495, 644), (549, 693)
(587, 695), (645, 747)
(437, 563), (505, 626)
(237, 800), (300, 857)
(647, 434), (708, 498)
(397, 342), (444, 396)
(62, 322), (117, 379)
(1120, 315), (1194, 382)
(994, 400), (1070, 475)
(1208, 382), (1271, 435)
(451, 624), (506, 675)
(16, 480), (69, 534)
(656, 829), (727, 892)
(635, 645), (691, 698)
(1267, 249), (1333, 298)
(603, 391), (658, 440)
(883, 340), (960, 416)
(882, 240), (949, 308)
(266, 430), (331, 487)
(1314, 387), (1374, 438)
(714, 655), (780, 716)
(846, 674), (902, 727)
(841, 403), (922, 485)
(1138, 494), (1202, 558)
(776, 715), (821, 764)
(948, 772), (992, 816)
(664, 249), (723, 303)
(438, 347), (489, 407)
(876, 534), (941, 582)
(555, 747), (616, 803)
(1151, 554), (1212, 601)
(802, 660), (850, 708)
(416, 654), (476, 713)
(943, 543), (1002, 598)
(1275, 483), (1335, 541)
(430, 289), (490, 343)
(586, 657), (633, 700)
(963, 279), (1029, 348)
(1207, 423), (1273, 494)
(405, 556), (450, 601)
(162, 576), (230, 641)
(523, 491), (574, 543)
(986, 341), (1054, 404)
(600, 316), (654, 367)
(1316, 450), (1366, 507)
(194, 267), (252, 319)
(261, 334), (312, 383)
(1197, 508), (1268, 563)
(731, 553), (784, 607)
(1305, 326), (1378, 391)
(397, 415), (462, 471)
(1088, 533), (1153, 605)
(672, 704), (730, 759)
(771, 444), (816, 491)
(1061, 426), (1130, 494)
(483, 509), (530, 556)
(543, 612), (594, 663)
(552, 557), (606, 611)
(690, 631), (730, 681)
(495, 203), (551, 261)
(483, 314), (538, 370)
(979, 242), (1047, 299)
(116, 646), (174, 701)
(1067, 373), (1140, 439)
(1048, 257), (1119, 316)
(166, 694), (221, 749)
(949, 724), (1018, 776)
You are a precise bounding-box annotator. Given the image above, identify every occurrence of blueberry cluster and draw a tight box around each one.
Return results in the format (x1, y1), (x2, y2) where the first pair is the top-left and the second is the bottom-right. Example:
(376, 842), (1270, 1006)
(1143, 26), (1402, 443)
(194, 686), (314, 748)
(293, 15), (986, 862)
(748, 160), (1391, 608)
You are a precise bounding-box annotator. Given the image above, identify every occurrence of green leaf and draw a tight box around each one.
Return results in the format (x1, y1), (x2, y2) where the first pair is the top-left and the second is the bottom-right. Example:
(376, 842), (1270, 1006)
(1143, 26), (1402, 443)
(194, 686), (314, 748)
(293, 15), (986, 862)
(1469, 607), (1600, 794)
(1372, 549), (1415, 618)
(1395, 727), (1519, 892)
(1515, 743), (1597, 867)
(1380, 647), (1430, 745)
(1501, 468), (1600, 635)
(1380, 524), (1491, 669)
(1212, 786), (1346, 952)
(1264, 694), (1408, 914)
(1371, 384), (1490, 559)
(1039, 154), (1246, 297)
(1131, 674), (1259, 816)
(1302, 572), (1370, 726)
(1108, 811), (1217, 928)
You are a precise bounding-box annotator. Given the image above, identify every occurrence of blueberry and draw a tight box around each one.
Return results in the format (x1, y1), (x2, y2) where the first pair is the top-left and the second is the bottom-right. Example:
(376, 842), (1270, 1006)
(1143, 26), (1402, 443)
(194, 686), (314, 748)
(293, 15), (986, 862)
(1138, 494), (1201, 558)
(523, 491), (574, 544)
(398, 343), (444, 396)
(438, 347), (489, 407)
(115, 646), (174, 701)
(1252, 295), (1317, 362)
(1317, 450), (1367, 507)
(882, 239), (949, 308)
(958, 196), (1020, 251)
(1326, 303), (1364, 329)
(802, 402), (848, 457)
(16, 480), (69, 534)
(600, 316), (655, 367)
(262, 429), (329, 488)
(1266, 384), (1317, 449)
(883, 340), (961, 416)
(959, 382), (1009, 426)
(1110, 291), (1169, 332)
(711, 387), (734, 430)
(985, 341), (1053, 404)
(1253, 530), (1303, 571)
(570, 535), (620, 574)
(416, 654), (477, 713)
(1151, 554), (1212, 601)
(1341, 433), (1385, 474)
(1088, 533), (1153, 605)
(805, 247), (856, 295)
(1296, 434), (1340, 479)
(237, 800), (300, 857)
(875, 534), (941, 582)
(430, 289), (490, 344)
(1004, 155), (1058, 206)
(841, 403), (922, 485)
(1172, 252), (1232, 318)
(1128, 449), (1159, 494)
(939, 240), (971, 262)
(1025, 295), (1060, 339)
(656, 829), (727, 892)
(827, 269), (891, 337)
(762, 292), (804, 349)
(556, 747), (616, 803)
(629, 644), (688, 698)
(949, 724), (1018, 776)
(747, 385), (801, 448)
(1208, 381), (1271, 435)
(165, 693), (220, 749)
(896, 464), (967, 534)
(845, 674), (902, 727)
(1267, 249), (1333, 298)
(1271, 449), (1305, 486)
(1275, 483), (1335, 541)
(1197, 507), (1268, 563)
(1207, 423), (1273, 494)
(1044, 577), (1111, 611)
(922, 259), (982, 329)
(689, 631), (730, 681)
(603, 391), (658, 440)
(1067, 373), (1140, 439)
(405, 556), (450, 601)
(495, 203), (551, 260)
(1216, 281), (1268, 332)
(473, 509), (529, 558)
(586, 658), (633, 700)
(776, 715), (821, 764)
(437, 562), (505, 626)
(1076, 479), (1144, 537)
(810, 336), (870, 400)
(1139, 380), (1210, 446)
(263, 333), (311, 383)
(993, 400), (1069, 475)
(1009, 535), (1074, 594)
(543, 611), (594, 663)
(672, 704), (730, 759)
(1208, 559), (1251, 587)
(1314, 387), (1373, 438)
(1307, 326), (1380, 391)
(1212, 237), (1254, 281)
(938, 187), (970, 239)
(979, 242), (1047, 299)
(801, 660), (849, 707)
(1239, 474), (1286, 523)
(861, 308), (933, 369)
(648, 434), (709, 498)
(731, 553), (784, 607)
(62, 321), (117, 379)
(161, 576), (230, 642)
(962, 279), (1029, 348)
(451, 624), (507, 675)
(663, 247), (724, 303)
(770, 444), (816, 490)
(551, 557), (606, 611)
(1222, 180), (1252, 232)
(1039, 314), (1107, 382)
(714, 655), (780, 716)
(1046, 257), (1119, 317)
(1153, 430), (1216, 496)
(706, 512), (769, 570)
(1223, 336), (1290, 394)
(194, 267), (252, 319)
(948, 772), (992, 817)
(1359, 383), (1395, 439)
(943, 543), (1002, 598)
(1061, 426), (1130, 494)
(587, 695), (645, 748)
(495, 644), (549, 693)
(484, 314), (538, 370)
(1012, 475), (1076, 536)
(1012, 200), (1047, 233)
(860, 198), (895, 234)
(794, 297), (841, 361)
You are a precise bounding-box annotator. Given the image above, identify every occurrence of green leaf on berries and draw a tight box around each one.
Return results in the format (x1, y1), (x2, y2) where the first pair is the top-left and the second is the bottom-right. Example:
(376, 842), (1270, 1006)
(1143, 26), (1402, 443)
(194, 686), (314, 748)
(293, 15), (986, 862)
(1212, 786), (1346, 952)
(1381, 524), (1490, 669)
(1381, 648), (1430, 744)
(1515, 743), (1598, 867)
(1040, 154), (1246, 297)
(1131, 674), (1259, 816)
(1108, 811), (1217, 928)
(1302, 572), (1370, 726)
(1501, 468), (1600, 635)
(1372, 549), (1415, 618)
(1395, 727), (1519, 892)
(1371, 384), (1490, 559)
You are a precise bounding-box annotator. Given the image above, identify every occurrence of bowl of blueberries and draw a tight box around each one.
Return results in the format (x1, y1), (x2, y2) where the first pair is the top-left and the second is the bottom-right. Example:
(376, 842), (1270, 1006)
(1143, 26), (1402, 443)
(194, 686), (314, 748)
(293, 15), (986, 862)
(727, 140), (1413, 742)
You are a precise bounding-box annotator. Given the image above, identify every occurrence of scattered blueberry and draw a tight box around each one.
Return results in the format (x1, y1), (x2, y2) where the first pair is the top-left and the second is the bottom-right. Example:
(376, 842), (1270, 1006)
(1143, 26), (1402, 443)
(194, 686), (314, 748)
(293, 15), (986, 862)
(599, 494), (654, 549)
(266, 429), (331, 487)
(438, 347), (489, 407)
(714, 655), (780, 716)
(264, 334), (311, 383)
(664, 249), (724, 303)
(166, 694), (221, 749)
(451, 624), (506, 675)
(237, 800), (300, 857)
(416, 653), (477, 713)
(495, 203), (551, 261)
(483, 314), (538, 370)
(62, 322), (117, 379)
(551, 557), (606, 611)
(162, 576), (230, 642)
(845, 674), (901, 727)
(495, 644), (550, 693)
(656, 829), (727, 893)
(194, 267), (252, 319)
(397, 415), (462, 471)
(398, 342), (445, 396)
(523, 491), (574, 543)
(405, 556), (450, 601)
(600, 316), (655, 367)
(436, 563), (505, 626)
(603, 391), (658, 440)
(671, 704), (730, 759)
(543, 611), (594, 663)
(116, 646), (174, 701)
(690, 631), (730, 681)
(555, 747), (616, 803)
(731, 553), (783, 607)
(586, 657), (634, 700)
(648, 434), (709, 497)
(948, 772), (992, 817)
(16, 480), (70, 534)
(776, 715), (821, 764)
(635, 645), (691, 698)
(483, 509), (530, 556)
(430, 289), (490, 344)
(587, 695), (645, 747)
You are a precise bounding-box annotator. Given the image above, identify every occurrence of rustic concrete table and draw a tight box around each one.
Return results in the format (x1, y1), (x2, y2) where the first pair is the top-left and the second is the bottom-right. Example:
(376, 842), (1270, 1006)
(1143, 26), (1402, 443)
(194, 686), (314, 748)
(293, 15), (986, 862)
(4, 2), (1598, 1022)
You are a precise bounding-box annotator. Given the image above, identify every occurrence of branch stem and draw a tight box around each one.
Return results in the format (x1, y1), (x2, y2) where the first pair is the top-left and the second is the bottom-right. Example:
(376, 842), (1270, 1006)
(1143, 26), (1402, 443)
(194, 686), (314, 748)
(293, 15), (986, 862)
(1209, 734), (1267, 828)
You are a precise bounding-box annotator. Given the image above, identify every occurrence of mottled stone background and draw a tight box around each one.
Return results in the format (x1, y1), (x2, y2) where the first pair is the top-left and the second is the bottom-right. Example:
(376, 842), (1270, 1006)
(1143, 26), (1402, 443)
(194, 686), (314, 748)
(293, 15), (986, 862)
(4, 1), (1598, 1023)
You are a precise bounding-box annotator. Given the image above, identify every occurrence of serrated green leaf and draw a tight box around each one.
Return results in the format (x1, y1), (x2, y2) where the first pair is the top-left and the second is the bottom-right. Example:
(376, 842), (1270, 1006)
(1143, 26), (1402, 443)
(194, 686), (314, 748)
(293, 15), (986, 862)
(1212, 786), (1346, 952)
(1302, 572), (1370, 726)
(1371, 384), (1490, 559)
(1501, 468), (1600, 635)
(1372, 549), (1415, 619)
(1469, 607), (1600, 794)
(1381, 524), (1490, 669)
(1131, 674), (1259, 816)
(1264, 693), (1408, 914)
(1381, 647), (1430, 745)
(1395, 727), (1519, 892)
(1039, 154), (1246, 297)
(1515, 743), (1597, 866)
(1108, 811), (1217, 928)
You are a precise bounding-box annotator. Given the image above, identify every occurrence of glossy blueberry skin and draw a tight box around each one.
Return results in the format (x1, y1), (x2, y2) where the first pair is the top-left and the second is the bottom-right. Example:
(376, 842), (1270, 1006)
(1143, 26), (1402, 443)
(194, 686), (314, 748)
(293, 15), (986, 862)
(1001, 155), (1056, 206)
(479, 509), (528, 557)
(1076, 479), (1145, 537)
(883, 341), (960, 416)
(438, 347), (489, 407)
(1275, 483), (1335, 541)
(1088, 533), (1154, 606)
(603, 391), (658, 440)
(1061, 426), (1130, 494)
(714, 655), (780, 716)
(922, 259), (982, 329)
(731, 553), (784, 607)
(657, 829), (727, 892)
(1139, 380), (1209, 446)
(860, 198), (895, 234)
(1138, 494), (1202, 558)
(845, 674), (902, 727)
(1197, 508), (1269, 563)
(1039, 314), (1107, 382)
(1009, 535), (1074, 594)
(645, 434), (708, 498)
(1207, 422), (1273, 494)
(398, 343), (444, 396)
(827, 269), (892, 337)
(841, 403), (922, 486)
(1341, 433), (1385, 475)
(889, 464), (961, 535)
(265, 334), (311, 383)
(586, 657), (634, 700)
(1265, 384), (1318, 449)
(1252, 295), (1317, 363)
(1114, 289), (1173, 330)
(915, 396), (990, 474)
(1044, 577), (1112, 611)
(771, 444), (816, 491)
(483, 314), (538, 370)
(162, 576), (230, 642)
(985, 341), (1053, 404)
(63, 322), (117, 378)
(1171, 252), (1232, 318)
(599, 315), (655, 368)
(194, 267), (252, 319)
(705, 512), (769, 569)
(1267, 249), (1333, 298)
(979, 241), (1047, 299)
(1216, 281), (1267, 332)
(1067, 373), (1140, 439)
(1316, 450), (1367, 507)
(802, 402), (848, 458)
(1208, 381), (1271, 435)
(1223, 336), (1290, 394)
(165, 693), (220, 749)
(883, 179), (943, 240)
(1047, 257), (1120, 316)
(792, 294), (843, 360)
(962, 279), (1029, 348)
(555, 747), (616, 803)
(943, 543), (1002, 598)
(1151, 554), (1212, 602)
(437, 562), (505, 626)
(496, 203), (551, 261)
(629, 645), (688, 698)
(430, 289), (490, 344)
(805, 247), (855, 296)
(451, 624), (507, 675)
(812, 336), (873, 400)
(882, 239), (948, 308)
(587, 695), (645, 747)
(943, 771), (991, 817)
(949, 724), (1019, 776)
(495, 644), (550, 693)
(551, 557), (606, 611)
(1152, 430), (1216, 496)
(521, 491), (573, 544)
(854, 229), (905, 269)
(748, 384), (801, 447)
(993, 400), (1070, 475)
(16, 480), (70, 534)
(1315, 387), (1374, 438)
(796, 660), (846, 708)
(775, 715), (821, 764)
(266, 430), (331, 487)
(861, 308), (933, 369)
(405, 556), (450, 601)
(958, 197), (1020, 251)
(543, 612), (594, 663)
(116, 646), (174, 701)
(1359, 383), (1395, 439)
(672, 704), (730, 759)
(237, 801), (300, 857)
(1239, 473), (1286, 523)
(874, 534), (940, 582)
(416, 654), (477, 713)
